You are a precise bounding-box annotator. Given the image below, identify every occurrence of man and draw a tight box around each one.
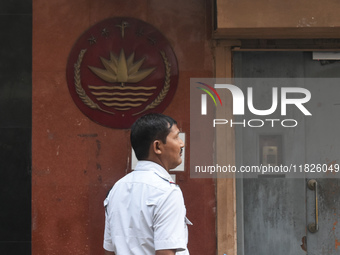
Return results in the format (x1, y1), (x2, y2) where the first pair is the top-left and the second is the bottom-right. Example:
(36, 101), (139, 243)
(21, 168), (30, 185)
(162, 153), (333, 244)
(103, 113), (191, 255)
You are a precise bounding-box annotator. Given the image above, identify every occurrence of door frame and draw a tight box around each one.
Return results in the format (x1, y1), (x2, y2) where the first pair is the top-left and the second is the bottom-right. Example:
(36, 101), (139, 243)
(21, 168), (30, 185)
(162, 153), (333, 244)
(213, 38), (340, 255)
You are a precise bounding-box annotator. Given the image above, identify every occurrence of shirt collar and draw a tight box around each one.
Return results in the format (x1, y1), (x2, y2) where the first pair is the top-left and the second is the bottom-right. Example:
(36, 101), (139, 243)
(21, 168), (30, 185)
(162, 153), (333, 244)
(134, 160), (175, 184)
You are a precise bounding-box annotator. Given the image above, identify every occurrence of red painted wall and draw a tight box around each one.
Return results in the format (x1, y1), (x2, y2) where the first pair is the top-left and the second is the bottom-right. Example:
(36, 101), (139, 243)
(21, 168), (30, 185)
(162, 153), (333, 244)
(32, 0), (216, 254)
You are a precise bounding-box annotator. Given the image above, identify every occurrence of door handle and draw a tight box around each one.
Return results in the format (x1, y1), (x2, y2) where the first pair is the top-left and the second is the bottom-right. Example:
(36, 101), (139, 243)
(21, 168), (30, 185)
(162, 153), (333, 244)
(307, 179), (319, 233)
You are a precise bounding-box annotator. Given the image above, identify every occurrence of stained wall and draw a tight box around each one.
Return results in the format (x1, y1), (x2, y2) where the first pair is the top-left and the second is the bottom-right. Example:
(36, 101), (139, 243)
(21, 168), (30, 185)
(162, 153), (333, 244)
(32, 0), (216, 254)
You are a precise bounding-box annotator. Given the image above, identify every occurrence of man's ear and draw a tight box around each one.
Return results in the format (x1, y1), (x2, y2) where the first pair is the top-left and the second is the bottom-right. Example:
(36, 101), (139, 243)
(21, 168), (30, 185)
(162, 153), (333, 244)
(152, 140), (163, 155)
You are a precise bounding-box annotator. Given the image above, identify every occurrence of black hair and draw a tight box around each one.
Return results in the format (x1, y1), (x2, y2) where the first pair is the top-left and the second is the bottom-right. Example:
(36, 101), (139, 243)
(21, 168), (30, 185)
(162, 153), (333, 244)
(130, 113), (177, 160)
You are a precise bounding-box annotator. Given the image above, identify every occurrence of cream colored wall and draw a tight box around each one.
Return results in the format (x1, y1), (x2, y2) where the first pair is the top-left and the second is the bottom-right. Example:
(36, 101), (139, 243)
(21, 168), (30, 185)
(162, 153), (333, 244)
(216, 0), (340, 38)
(217, 0), (340, 28)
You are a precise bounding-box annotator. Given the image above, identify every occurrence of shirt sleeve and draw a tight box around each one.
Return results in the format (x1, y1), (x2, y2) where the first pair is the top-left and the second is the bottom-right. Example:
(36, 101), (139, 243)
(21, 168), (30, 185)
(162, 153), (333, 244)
(153, 187), (188, 252)
(103, 198), (115, 252)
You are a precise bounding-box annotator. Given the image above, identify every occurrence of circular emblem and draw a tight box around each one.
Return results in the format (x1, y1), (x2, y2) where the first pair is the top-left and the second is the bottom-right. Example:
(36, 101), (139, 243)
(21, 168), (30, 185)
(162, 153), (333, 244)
(66, 17), (178, 129)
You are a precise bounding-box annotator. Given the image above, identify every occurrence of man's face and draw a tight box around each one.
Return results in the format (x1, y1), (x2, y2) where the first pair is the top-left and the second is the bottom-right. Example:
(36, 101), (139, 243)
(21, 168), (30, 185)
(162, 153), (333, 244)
(161, 124), (185, 170)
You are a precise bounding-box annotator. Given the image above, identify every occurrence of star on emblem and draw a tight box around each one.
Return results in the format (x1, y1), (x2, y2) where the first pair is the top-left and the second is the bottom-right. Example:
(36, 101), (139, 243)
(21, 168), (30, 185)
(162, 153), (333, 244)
(101, 28), (109, 37)
(136, 28), (144, 37)
(147, 37), (156, 45)
(88, 35), (97, 45)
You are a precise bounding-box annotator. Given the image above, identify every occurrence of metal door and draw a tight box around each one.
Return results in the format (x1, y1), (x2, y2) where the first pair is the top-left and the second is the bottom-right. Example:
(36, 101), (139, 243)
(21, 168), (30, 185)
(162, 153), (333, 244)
(234, 52), (340, 255)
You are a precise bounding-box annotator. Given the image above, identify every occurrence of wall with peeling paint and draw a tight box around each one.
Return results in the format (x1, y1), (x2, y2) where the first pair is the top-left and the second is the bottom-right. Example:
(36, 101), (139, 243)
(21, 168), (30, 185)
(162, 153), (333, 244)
(32, 0), (216, 254)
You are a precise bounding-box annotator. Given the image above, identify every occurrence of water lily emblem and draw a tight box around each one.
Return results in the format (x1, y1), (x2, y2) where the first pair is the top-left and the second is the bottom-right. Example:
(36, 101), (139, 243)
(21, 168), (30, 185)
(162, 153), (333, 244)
(88, 49), (156, 87)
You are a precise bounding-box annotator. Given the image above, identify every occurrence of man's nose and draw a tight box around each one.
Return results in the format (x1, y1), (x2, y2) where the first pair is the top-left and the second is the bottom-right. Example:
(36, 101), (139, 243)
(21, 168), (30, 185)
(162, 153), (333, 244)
(180, 138), (185, 147)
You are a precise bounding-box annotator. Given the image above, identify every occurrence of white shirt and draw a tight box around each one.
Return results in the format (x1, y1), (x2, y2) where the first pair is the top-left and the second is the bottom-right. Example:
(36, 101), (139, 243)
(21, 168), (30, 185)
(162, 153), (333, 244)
(103, 161), (191, 255)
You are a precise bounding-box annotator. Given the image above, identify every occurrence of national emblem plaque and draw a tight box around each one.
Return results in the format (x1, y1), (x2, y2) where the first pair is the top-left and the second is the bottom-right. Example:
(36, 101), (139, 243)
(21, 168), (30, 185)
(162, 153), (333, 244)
(66, 17), (178, 129)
